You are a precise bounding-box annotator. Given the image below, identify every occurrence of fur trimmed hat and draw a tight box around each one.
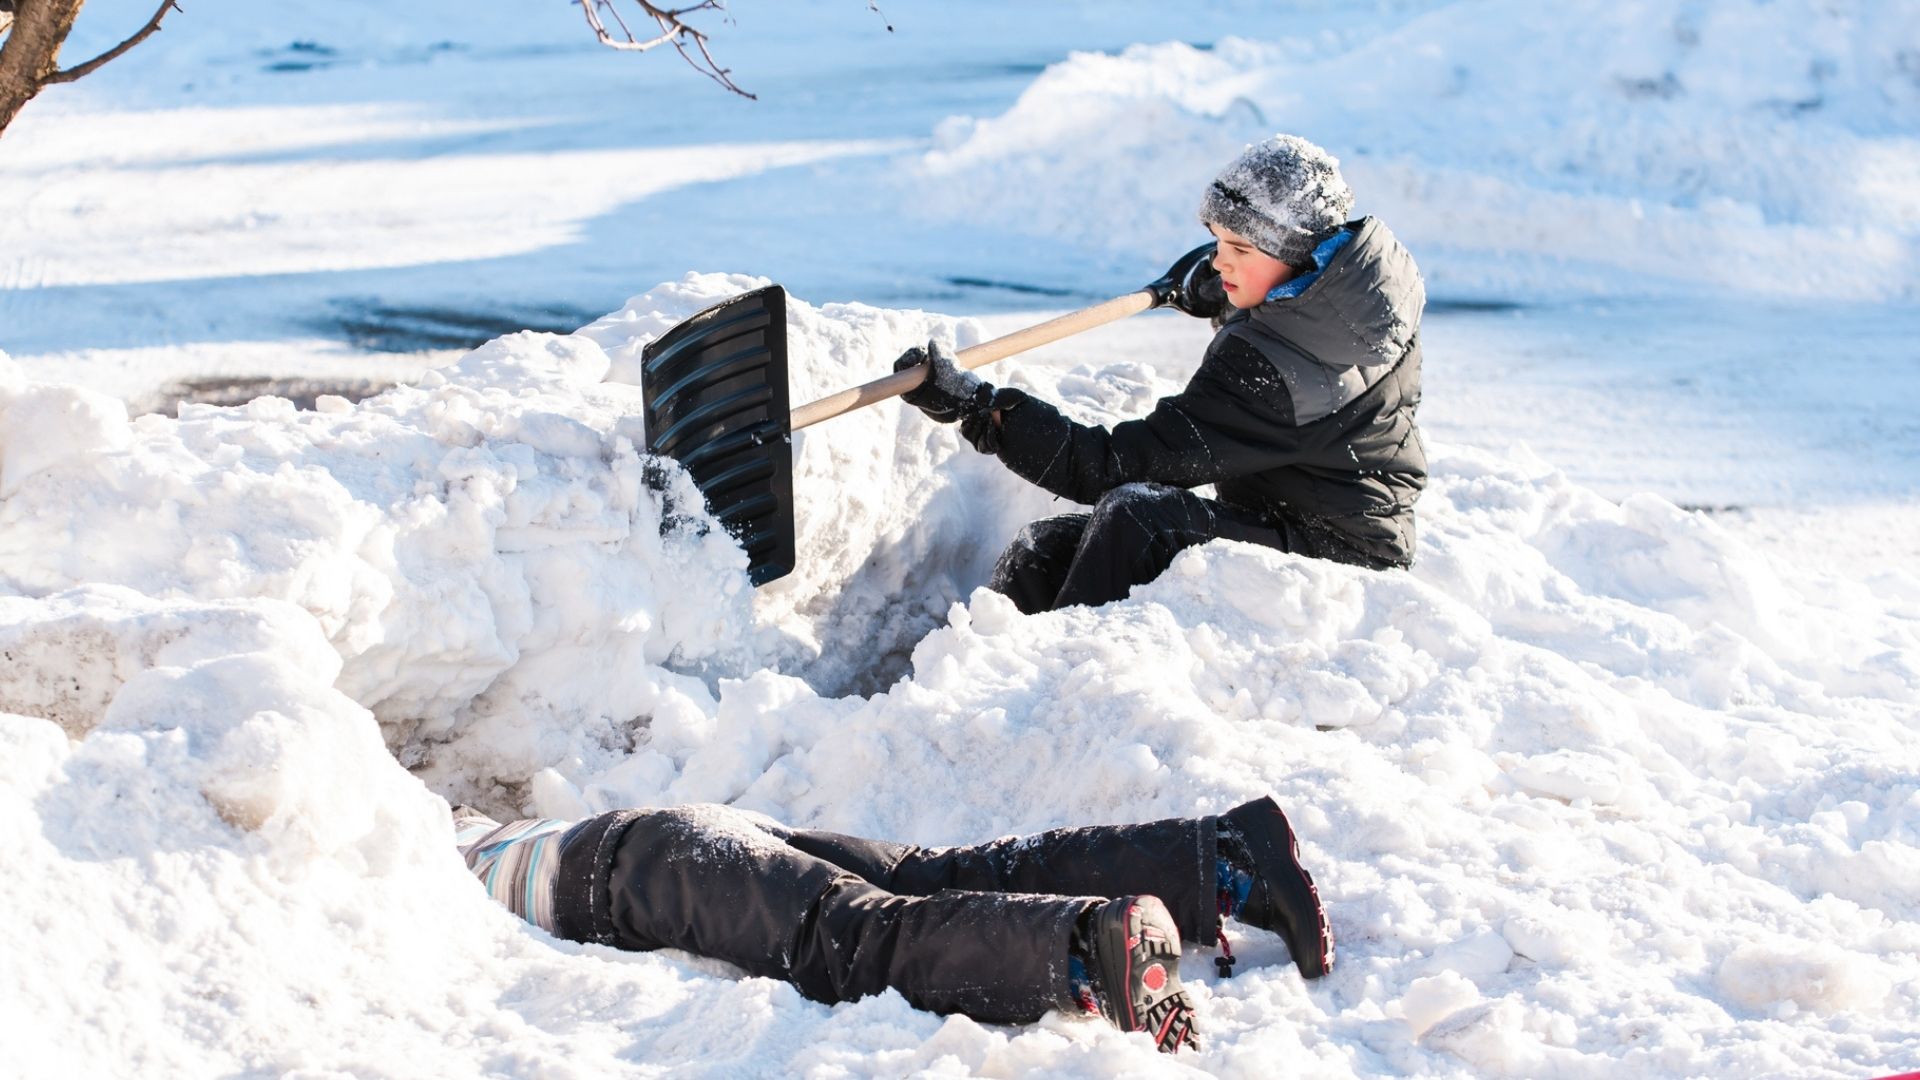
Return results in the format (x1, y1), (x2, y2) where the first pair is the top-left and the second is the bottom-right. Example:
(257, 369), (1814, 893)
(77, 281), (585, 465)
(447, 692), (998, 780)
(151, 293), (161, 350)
(1198, 134), (1354, 269)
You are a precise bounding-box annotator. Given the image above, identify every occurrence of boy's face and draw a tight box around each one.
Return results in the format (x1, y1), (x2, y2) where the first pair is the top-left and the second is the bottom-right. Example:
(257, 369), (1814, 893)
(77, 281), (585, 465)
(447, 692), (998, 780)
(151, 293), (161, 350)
(1207, 224), (1297, 308)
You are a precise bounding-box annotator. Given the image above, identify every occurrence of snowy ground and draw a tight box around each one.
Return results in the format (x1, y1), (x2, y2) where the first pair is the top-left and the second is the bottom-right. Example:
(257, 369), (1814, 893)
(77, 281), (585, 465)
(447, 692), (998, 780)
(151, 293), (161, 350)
(2, 1), (1918, 1077)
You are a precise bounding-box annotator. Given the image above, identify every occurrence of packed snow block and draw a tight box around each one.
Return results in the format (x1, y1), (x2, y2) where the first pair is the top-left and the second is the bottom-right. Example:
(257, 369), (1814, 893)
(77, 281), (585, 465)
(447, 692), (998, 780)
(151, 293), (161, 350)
(0, 585), (328, 739)
(1715, 942), (1893, 1017)
(0, 362), (133, 499)
(0, 587), (437, 861)
(1399, 970), (1483, 1039)
(1496, 748), (1628, 807)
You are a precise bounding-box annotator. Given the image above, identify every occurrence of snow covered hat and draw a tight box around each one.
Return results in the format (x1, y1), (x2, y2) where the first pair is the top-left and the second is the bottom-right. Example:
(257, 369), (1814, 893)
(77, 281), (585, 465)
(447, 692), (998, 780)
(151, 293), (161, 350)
(1199, 134), (1354, 269)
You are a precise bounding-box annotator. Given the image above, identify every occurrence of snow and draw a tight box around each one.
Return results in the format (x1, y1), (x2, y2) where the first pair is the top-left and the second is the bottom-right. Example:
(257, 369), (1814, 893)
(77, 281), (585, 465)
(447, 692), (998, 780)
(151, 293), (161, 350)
(913, 0), (1920, 302)
(3, 0), (1919, 1076)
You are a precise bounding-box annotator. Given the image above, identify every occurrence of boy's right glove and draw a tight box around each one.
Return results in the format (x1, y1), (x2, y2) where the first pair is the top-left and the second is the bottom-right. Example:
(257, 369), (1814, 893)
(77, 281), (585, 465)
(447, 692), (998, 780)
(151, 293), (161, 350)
(1149, 241), (1227, 320)
(894, 340), (983, 424)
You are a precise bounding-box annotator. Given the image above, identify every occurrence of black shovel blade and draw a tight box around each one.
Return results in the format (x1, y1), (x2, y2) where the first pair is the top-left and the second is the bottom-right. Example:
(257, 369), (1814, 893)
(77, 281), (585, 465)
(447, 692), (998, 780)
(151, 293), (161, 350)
(641, 285), (795, 586)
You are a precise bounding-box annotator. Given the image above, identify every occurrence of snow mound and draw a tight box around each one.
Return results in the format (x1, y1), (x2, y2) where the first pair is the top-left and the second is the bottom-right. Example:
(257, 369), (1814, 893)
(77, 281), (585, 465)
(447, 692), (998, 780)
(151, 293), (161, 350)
(0, 333), (754, 808)
(0, 589), (1086, 1077)
(909, 0), (1920, 301)
(3, 282), (1918, 1074)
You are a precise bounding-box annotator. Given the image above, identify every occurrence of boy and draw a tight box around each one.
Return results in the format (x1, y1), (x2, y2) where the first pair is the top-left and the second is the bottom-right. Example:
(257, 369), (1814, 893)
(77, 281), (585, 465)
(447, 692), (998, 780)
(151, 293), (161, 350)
(897, 133), (1427, 613)
(454, 794), (1332, 1054)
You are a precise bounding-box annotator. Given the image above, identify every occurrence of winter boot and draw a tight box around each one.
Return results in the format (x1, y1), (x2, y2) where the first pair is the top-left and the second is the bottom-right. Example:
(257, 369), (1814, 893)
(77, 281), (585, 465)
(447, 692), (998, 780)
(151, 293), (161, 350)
(1076, 895), (1198, 1053)
(1220, 795), (1334, 979)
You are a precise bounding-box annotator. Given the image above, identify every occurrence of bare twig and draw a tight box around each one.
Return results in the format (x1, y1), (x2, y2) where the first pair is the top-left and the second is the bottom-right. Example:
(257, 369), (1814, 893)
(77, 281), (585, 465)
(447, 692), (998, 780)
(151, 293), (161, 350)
(580, 0), (754, 100)
(46, 0), (180, 84)
(581, 0), (680, 53)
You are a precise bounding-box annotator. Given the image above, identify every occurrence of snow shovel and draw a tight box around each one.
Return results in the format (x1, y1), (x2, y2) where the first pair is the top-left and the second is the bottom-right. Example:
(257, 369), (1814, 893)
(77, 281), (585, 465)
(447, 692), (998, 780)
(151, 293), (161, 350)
(640, 246), (1212, 586)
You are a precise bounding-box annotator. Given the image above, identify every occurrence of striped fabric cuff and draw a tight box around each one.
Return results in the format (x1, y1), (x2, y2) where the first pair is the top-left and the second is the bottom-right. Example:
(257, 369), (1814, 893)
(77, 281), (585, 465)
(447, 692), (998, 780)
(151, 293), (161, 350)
(455, 808), (576, 934)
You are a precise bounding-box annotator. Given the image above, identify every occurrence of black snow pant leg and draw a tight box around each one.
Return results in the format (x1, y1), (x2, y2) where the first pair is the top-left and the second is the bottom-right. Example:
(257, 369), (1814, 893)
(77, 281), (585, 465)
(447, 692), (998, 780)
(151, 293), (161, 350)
(986, 513), (1091, 615)
(1003, 483), (1295, 613)
(600, 805), (1087, 1024)
(785, 812), (1221, 947)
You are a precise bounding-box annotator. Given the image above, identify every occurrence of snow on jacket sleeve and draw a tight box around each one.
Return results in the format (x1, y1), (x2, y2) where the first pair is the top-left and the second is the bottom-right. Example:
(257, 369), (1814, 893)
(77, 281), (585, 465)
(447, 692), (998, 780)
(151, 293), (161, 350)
(990, 333), (1310, 506)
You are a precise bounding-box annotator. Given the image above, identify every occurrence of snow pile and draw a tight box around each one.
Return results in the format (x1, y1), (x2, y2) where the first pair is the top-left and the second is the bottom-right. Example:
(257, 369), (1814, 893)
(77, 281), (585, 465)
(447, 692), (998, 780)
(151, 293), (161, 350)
(4, 276), (1919, 1074)
(582, 445), (1919, 1073)
(911, 0), (1920, 300)
(0, 589), (1132, 1077)
(0, 333), (755, 808)
(0, 587), (485, 1076)
(0, 275), (1058, 799)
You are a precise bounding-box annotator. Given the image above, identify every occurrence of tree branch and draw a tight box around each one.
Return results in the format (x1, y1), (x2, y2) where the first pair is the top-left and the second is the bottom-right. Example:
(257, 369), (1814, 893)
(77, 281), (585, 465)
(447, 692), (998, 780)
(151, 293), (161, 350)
(581, 0), (754, 100)
(46, 0), (179, 85)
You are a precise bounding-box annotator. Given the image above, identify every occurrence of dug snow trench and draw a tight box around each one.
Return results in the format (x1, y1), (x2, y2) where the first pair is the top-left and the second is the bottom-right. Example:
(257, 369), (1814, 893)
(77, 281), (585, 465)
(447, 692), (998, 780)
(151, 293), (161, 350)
(2, 275), (1917, 1075)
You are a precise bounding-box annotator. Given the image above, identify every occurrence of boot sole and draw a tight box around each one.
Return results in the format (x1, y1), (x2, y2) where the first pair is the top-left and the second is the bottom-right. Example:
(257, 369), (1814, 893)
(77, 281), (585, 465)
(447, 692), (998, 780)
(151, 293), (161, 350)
(1094, 896), (1198, 1052)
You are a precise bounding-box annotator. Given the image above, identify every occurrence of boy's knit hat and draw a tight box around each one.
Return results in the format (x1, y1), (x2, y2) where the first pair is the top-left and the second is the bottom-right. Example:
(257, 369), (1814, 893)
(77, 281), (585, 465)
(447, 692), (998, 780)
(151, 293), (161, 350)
(1198, 134), (1354, 269)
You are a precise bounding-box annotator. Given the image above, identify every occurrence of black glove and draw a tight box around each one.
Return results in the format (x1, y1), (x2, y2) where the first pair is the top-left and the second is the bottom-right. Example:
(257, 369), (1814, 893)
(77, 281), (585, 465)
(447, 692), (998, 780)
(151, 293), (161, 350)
(894, 340), (983, 424)
(958, 385), (1027, 454)
(1146, 241), (1226, 320)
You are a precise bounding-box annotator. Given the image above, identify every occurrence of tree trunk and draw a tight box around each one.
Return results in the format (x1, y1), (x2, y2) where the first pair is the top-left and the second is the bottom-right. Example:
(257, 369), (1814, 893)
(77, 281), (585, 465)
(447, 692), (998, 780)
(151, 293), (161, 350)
(0, 0), (87, 136)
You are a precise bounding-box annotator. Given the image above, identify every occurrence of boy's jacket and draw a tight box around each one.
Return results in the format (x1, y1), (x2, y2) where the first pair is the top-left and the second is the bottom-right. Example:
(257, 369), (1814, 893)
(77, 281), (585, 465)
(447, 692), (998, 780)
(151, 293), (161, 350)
(991, 216), (1427, 568)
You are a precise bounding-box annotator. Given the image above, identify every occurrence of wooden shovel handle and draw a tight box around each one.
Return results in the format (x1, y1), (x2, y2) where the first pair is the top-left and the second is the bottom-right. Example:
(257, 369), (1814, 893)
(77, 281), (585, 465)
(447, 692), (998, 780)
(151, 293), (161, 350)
(788, 289), (1158, 433)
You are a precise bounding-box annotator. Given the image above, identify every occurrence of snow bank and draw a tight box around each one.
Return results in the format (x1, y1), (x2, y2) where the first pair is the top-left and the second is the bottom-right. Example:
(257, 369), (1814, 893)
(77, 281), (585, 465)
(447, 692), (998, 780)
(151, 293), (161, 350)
(0, 589), (1130, 1077)
(910, 0), (1920, 301)
(0, 587), (487, 1076)
(0, 332), (762, 810)
(4, 281), (1918, 1074)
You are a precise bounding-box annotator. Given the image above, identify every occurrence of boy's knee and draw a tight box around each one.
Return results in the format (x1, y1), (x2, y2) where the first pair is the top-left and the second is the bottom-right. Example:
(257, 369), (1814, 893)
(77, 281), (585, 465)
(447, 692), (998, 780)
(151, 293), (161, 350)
(1095, 481), (1175, 508)
(1004, 521), (1052, 560)
(996, 514), (1086, 572)
(989, 514), (1088, 614)
(1087, 483), (1194, 539)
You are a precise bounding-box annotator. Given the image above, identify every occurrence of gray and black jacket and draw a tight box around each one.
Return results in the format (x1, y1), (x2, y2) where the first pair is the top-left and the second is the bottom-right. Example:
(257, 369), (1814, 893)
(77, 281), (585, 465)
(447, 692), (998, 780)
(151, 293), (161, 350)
(987, 216), (1427, 568)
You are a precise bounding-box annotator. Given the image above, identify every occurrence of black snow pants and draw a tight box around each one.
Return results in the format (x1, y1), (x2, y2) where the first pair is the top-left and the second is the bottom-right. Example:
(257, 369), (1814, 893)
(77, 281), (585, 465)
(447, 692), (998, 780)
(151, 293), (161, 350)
(556, 803), (1220, 1024)
(989, 482), (1308, 615)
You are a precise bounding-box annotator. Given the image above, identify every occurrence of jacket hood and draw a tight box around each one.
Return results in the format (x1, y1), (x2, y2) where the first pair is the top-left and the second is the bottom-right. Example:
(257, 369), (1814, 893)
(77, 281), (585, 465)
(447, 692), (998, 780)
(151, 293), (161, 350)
(1234, 216), (1425, 368)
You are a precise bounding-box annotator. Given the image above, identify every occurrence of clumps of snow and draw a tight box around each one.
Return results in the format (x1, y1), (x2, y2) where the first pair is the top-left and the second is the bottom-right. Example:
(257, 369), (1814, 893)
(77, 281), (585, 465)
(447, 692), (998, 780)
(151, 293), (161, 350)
(1398, 970), (1483, 1039)
(1715, 941), (1893, 1017)
(4, 281), (1919, 1074)
(907, 0), (1920, 301)
(0, 360), (133, 498)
